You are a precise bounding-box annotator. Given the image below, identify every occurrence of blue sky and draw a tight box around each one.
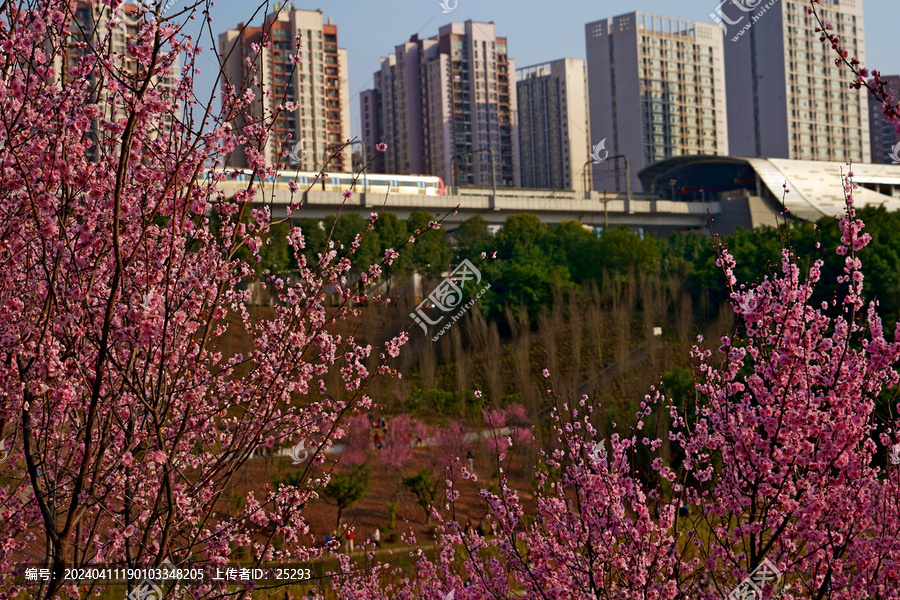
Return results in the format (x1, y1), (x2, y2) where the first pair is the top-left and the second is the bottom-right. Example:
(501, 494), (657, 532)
(191, 0), (900, 139)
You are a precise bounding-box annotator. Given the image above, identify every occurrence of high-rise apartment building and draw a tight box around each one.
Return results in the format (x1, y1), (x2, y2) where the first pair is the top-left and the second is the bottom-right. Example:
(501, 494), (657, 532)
(585, 13), (728, 193)
(66, 3), (141, 74)
(868, 75), (900, 164)
(516, 59), (591, 192)
(723, 0), (869, 162)
(58, 2), (181, 153)
(360, 21), (520, 188)
(360, 84), (385, 173)
(219, 8), (351, 171)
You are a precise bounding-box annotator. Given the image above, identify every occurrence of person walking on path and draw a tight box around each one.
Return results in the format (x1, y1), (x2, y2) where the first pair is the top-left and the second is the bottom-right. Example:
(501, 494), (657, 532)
(371, 527), (381, 548)
(348, 530), (355, 553)
(466, 450), (474, 472)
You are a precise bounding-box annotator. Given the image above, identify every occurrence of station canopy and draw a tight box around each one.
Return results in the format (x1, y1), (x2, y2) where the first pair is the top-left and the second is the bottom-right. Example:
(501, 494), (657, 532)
(638, 155), (900, 221)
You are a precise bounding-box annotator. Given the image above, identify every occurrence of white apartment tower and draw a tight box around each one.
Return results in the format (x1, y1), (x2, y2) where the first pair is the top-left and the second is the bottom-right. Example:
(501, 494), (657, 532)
(723, 0), (869, 162)
(219, 9), (352, 171)
(361, 21), (520, 188)
(585, 12), (729, 193)
(516, 59), (591, 192)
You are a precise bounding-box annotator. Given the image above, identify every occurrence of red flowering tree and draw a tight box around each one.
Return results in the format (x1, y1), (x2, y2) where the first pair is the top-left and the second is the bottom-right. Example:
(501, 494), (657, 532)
(332, 181), (900, 600)
(341, 414), (374, 466)
(482, 403), (532, 462)
(379, 414), (422, 471)
(0, 1), (413, 598)
(335, 95), (900, 600)
(327, 5), (900, 598)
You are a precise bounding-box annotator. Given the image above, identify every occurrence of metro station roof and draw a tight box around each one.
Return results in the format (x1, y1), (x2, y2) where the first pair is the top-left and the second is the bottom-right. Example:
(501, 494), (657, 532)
(639, 155), (900, 221)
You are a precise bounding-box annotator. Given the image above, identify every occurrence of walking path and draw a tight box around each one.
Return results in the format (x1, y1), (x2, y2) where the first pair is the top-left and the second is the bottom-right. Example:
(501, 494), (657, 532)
(274, 427), (514, 458)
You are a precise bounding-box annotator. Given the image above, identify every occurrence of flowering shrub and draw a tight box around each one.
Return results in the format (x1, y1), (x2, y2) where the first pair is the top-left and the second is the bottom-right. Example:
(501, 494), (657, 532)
(331, 185), (900, 599)
(0, 1), (404, 598)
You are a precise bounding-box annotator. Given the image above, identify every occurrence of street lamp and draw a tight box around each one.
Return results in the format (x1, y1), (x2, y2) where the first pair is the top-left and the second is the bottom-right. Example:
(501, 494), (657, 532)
(581, 154), (632, 215)
(579, 160), (594, 199)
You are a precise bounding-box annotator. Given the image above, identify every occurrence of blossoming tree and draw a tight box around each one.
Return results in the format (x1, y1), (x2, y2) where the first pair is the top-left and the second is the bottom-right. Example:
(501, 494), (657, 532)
(336, 170), (900, 600)
(0, 1), (413, 598)
(330, 2), (900, 595)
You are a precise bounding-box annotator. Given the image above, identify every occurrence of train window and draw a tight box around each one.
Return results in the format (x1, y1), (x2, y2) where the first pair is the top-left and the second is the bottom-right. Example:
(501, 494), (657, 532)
(389, 180), (398, 187)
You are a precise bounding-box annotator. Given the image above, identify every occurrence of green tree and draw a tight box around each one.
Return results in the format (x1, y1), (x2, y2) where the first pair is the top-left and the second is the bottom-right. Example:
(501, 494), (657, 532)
(839, 206), (900, 323)
(401, 468), (440, 525)
(406, 210), (452, 277)
(481, 214), (572, 321)
(321, 465), (371, 530)
(550, 220), (596, 284)
(592, 226), (660, 280)
(453, 215), (493, 261)
(494, 213), (547, 258)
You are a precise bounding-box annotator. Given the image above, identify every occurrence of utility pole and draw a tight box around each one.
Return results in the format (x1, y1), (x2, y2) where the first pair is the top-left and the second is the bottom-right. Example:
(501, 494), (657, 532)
(603, 190), (608, 230)
(450, 147), (496, 197)
(608, 154), (631, 213)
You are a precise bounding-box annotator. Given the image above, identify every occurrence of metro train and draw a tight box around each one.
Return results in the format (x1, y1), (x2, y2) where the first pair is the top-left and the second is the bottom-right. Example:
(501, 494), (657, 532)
(221, 169), (446, 196)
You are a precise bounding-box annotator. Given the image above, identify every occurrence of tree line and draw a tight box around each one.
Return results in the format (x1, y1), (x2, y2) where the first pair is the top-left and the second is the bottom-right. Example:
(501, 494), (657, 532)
(254, 206), (900, 329)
